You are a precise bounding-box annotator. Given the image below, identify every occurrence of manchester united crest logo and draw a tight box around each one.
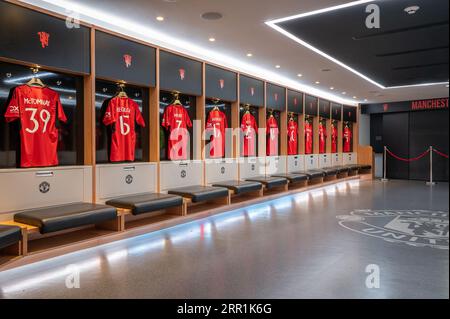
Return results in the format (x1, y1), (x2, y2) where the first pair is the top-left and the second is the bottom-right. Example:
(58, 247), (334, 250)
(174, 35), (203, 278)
(38, 31), (50, 48)
(179, 68), (186, 80)
(219, 79), (225, 89)
(337, 210), (449, 249)
(123, 54), (132, 68)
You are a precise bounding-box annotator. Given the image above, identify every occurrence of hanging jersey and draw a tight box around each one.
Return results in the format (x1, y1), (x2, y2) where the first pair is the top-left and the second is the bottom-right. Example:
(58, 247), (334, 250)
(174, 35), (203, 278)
(331, 124), (338, 153)
(266, 116), (279, 156)
(319, 123), (327, 154)
(103, 96), (145, 162)
(206, 109), (228, 158)
(162, 104), (193, 160)
(343, 126), (352, 152)
(305, 121), (313, 154)
(5, 85), (67, 168)
(241, 113), (258, 157)
(287, 119), (298, 156)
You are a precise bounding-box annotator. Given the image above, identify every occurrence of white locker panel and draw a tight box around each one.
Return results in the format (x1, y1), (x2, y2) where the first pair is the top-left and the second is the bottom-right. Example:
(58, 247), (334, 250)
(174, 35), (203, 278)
(287, 155), (305, 173)
(343, 152), (358, 165)
(0, 166), (92, 219)
(266, 156), (286, 175)
(305, 155), (319, 170)
(239, 157), (266, 179)
(96, 163), (157, 202)
(319, 154), (332, 168)
(332, 153), (343, 166)
(160, 160), (203, 192)
(205, 159), (238, 184)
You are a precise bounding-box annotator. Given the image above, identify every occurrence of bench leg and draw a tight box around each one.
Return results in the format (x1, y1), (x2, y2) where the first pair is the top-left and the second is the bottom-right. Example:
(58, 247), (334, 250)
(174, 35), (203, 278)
(182, 199), (189, 216)
(96, 215), (123, 232)
(166, 205), (184, 216)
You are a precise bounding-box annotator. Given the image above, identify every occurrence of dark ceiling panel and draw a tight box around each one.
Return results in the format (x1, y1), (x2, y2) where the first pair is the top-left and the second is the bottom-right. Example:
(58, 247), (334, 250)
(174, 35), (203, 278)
(277, 0), (449, 87)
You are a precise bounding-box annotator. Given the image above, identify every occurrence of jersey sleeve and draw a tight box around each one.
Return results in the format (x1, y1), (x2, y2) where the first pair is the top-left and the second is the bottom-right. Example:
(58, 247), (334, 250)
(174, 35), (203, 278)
(134, 102), (146, 127)
(184, 108), (193, 128)
(252, 117), (258, 134)
(4, 87), (20, 123)
(103, 99), (117, 126)
(56, 94), (68, 123)
(205, 113), (213, 130)
(161, 105), (171, 129)
(223, 113), (228, 129)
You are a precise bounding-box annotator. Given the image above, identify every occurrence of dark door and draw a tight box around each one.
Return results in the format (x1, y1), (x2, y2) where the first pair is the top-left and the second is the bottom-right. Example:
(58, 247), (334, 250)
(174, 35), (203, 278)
(383, 113), (409, 179)
(409, 110), (449, 181)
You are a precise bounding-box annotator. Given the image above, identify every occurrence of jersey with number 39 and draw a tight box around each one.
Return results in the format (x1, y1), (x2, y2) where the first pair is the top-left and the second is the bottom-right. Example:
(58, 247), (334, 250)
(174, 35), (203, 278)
(162, 104), (193, 160)
(5, 85), (67, 168)
(103, 96), (145, 162)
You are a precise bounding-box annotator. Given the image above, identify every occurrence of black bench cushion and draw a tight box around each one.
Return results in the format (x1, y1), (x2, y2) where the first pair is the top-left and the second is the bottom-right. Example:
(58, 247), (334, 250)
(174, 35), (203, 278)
(292, 170), (325, 179)
(0, 225), (22, 250)
(320, 168), (339, 176)
(359, 164), (372, 170)
(168, 186), (229, 203)
(14, 203), (118, 234)
(272, 173), (308, 183)
(245, 176), (288, 189)
(212, 180), (262, 195)
(345, 164), (361, 171)
(105, 193), (183, 215)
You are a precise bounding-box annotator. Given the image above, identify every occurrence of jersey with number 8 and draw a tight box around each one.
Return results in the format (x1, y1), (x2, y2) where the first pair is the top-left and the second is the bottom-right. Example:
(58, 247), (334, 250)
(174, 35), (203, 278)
(5, 85), (67, 168)
(103, 96), (146, 162)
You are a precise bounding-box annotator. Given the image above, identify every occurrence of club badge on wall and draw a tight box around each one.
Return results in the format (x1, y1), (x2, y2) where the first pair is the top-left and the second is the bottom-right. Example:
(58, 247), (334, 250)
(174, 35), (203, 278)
(274, 93), (278, 101)
(294, 97), (298, 106)
(123, 54), (132, 68)
(250, 87), (255, 96)
(179, 68), (186, 80)
(383, 104), (389, 112)
(38, 31), (50, 48)
(219, 79), (225, 89)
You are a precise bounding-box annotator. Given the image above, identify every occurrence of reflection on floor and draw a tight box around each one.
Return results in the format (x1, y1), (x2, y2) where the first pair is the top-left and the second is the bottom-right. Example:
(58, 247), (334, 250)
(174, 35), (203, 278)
(0, 179), (448, 299)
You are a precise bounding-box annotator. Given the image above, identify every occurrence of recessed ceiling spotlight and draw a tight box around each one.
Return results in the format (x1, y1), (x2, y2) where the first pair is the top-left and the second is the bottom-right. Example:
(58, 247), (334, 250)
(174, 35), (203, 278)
(156, 16), (165, 21)
(297, 73), (303, 77)
(208, 37), (216, 42)
(446, 84), (449, 88)
(201, 12), (223, 20)
(330, 87), (334, 90)
(342, 92), (347, 95)
(364, 99), (368, 102)
(404, 6), (420, 15)
(275, 65), (281, 69)
(315, 81), (320, 84)
(246, 53), (253, 57)
(353, 96), (357, 99)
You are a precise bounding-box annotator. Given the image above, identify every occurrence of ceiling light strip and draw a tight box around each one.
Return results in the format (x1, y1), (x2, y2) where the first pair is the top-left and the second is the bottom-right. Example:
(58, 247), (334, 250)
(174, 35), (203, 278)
(17, 0), (359, 105)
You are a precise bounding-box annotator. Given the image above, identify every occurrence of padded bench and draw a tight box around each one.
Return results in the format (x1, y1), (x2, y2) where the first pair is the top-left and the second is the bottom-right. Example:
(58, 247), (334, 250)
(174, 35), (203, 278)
(212, 180), (263, 198)
(14, 203), (119, 235)
(0, 225), (23, 256)
(292, 170), (325, 180)
(320, 167), (340, 178)
(271, 173), (308, 187)
(245, 176), (289, 192)
(105, 193), (184, 229)
(168, 186), (231, 214)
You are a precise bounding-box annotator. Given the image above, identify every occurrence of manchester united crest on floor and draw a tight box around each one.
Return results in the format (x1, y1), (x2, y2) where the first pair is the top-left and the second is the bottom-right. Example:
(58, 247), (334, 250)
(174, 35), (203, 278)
(337, 210), (449, 249)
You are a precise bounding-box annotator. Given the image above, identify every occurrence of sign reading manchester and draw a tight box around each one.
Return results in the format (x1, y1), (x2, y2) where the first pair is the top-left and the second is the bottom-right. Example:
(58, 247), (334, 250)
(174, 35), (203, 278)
(362, 97), (449, 114)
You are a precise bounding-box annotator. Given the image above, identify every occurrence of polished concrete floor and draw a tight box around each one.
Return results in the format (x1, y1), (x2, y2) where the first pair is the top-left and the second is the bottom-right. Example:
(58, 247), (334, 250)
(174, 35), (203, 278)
(0, 179), (448, 299)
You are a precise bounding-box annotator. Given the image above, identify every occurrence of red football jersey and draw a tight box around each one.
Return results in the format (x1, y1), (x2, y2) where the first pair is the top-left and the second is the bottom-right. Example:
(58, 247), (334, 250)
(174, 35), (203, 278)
(305, 121), (313, 154)
(162, 104), (193, 160)
(206, 109), (228, 158)
(331, 124), (338, 153)
(287, 119), (298, 155)
(266, 116), (279, 156)
(241, 113), (258, 157)
(343, 126), (352, 152)
(103, 96), (145, 162)
(319, 122), (327, 154)
(5, 85), (67, 168)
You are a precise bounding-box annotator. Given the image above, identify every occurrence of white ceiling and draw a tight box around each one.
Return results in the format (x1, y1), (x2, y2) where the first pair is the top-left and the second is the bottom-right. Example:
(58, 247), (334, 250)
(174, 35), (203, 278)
(22, 0), (449, 104)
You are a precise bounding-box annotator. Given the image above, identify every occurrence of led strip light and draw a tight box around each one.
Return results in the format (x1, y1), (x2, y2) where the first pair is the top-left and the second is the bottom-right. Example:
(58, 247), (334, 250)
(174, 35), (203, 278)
(17, 0), (359, 105)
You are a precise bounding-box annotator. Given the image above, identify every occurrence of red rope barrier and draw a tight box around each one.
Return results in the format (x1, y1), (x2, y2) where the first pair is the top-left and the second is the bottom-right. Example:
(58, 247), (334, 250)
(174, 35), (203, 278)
(433, 148), (449, 159)
(386, 148), (430, 162)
